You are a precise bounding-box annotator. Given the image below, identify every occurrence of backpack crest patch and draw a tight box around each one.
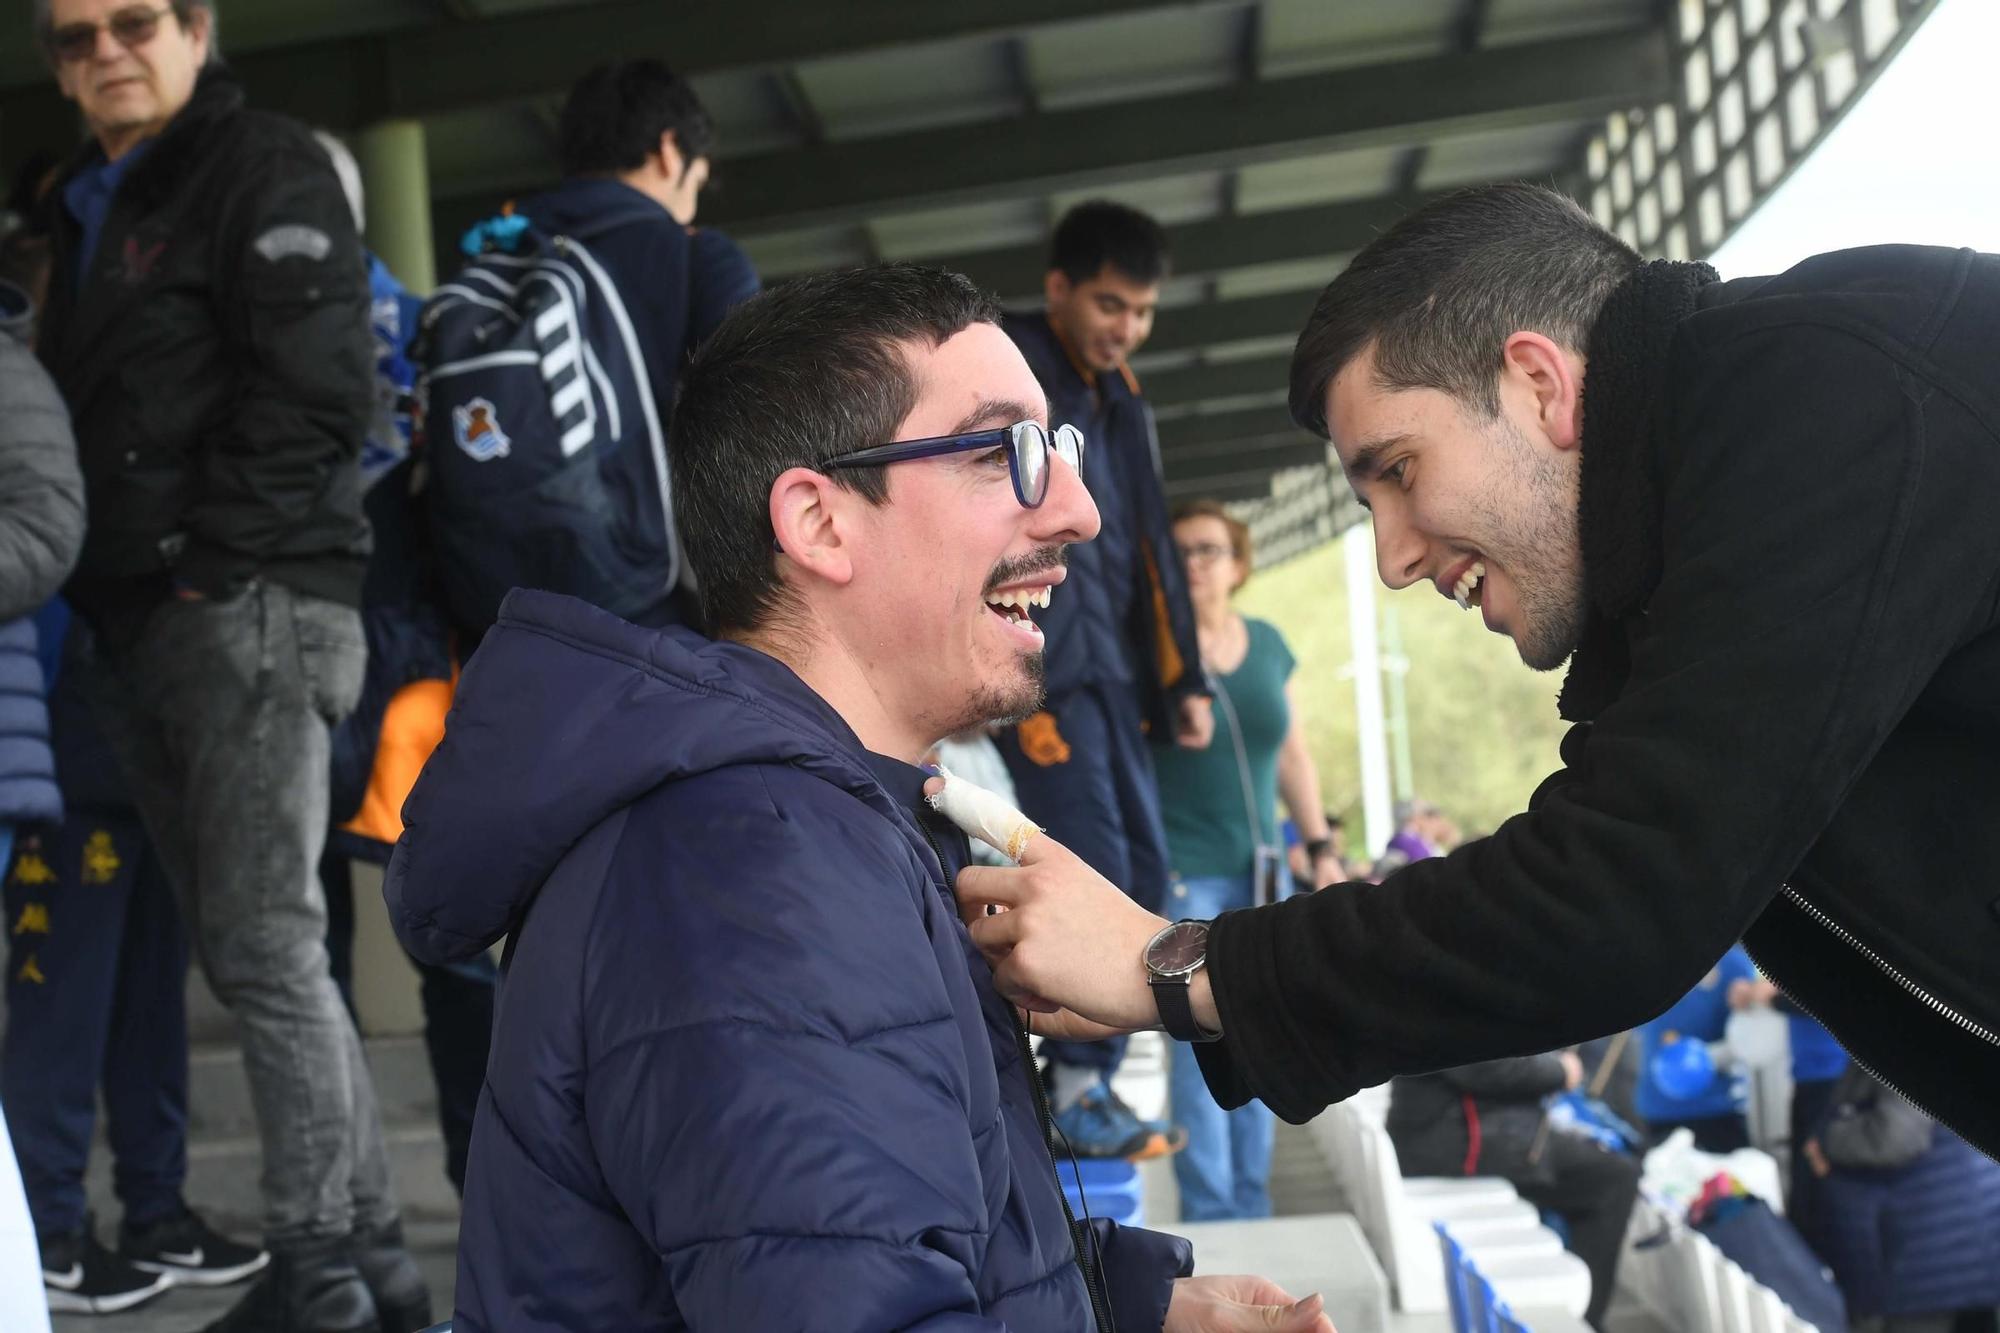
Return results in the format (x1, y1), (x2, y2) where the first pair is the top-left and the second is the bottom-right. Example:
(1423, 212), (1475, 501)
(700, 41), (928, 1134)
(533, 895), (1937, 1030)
(452, 397), (512, 462)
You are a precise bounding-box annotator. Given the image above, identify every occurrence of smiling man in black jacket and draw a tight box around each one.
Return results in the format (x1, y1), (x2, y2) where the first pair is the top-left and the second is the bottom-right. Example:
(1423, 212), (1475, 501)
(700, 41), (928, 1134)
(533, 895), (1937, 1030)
(953, 183), (2000, 1161)
(31, 2), (425, 1330)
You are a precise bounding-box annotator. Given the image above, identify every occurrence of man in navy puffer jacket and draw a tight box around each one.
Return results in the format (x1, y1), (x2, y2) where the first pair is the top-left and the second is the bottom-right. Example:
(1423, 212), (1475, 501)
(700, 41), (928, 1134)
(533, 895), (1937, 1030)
(387, 264), (1333, 1331)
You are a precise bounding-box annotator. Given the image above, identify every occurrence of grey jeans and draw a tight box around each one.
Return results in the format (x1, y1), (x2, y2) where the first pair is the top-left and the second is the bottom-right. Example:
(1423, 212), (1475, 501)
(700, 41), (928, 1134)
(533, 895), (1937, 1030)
(83, 581), (397, 1246)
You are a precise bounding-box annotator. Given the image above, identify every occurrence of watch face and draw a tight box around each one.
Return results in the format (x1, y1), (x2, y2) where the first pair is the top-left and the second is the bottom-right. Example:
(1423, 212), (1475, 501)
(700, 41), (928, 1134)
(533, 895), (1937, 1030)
(1148, 920), (1209, 977)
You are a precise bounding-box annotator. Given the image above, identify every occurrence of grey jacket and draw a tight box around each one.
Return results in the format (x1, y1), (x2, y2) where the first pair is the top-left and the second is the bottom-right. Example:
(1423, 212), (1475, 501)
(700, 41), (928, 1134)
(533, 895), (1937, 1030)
(0, 334), (83, 621)
(1818, 1066), (1932, 1171)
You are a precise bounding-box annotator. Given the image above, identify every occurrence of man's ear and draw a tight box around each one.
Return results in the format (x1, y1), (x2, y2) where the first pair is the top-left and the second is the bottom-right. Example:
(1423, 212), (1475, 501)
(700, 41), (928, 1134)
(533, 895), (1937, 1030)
(1499, 330), (1585, 452)
(769, 467), (856, 591)
(1042, 270), (1072, 312)
(657, 130), (686, 183)
(187, 5), (214, 64)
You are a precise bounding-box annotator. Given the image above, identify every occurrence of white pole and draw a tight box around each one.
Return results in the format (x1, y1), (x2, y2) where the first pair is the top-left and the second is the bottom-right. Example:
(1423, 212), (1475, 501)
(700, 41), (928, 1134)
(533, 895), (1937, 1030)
(1344, 523), (1394, 858)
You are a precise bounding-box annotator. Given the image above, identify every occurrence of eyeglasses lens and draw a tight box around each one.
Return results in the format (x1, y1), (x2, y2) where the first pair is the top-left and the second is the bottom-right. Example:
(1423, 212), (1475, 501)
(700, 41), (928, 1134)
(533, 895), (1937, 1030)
(51, 7), (162, 62)
(1012, 423), (1048, 508)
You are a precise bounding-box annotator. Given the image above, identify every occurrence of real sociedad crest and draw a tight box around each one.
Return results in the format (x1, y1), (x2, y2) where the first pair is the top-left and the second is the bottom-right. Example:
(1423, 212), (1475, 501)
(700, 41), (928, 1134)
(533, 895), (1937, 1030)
(453, 396), (512, 462)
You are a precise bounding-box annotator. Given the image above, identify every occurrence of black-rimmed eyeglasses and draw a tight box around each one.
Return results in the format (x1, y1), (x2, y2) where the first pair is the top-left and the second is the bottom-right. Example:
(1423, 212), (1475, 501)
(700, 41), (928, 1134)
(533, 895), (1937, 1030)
(822, 420), (1085, 510)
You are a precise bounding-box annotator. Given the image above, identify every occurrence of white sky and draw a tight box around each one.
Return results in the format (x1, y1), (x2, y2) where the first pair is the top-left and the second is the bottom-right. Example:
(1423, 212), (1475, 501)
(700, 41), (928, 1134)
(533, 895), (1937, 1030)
(1709, 0), (2000, 278)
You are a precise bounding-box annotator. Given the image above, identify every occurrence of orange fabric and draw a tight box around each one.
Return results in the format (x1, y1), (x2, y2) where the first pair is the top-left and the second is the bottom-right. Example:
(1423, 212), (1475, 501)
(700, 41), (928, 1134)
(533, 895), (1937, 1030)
(1140, 543), (1186, 690)
(342, 675), (456, 846)
(1016, 711), (1073, 767)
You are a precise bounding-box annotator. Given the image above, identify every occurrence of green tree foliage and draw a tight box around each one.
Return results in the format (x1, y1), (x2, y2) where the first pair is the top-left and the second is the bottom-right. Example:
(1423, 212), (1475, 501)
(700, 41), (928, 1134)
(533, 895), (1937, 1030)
(1234, 526), (1569, 852)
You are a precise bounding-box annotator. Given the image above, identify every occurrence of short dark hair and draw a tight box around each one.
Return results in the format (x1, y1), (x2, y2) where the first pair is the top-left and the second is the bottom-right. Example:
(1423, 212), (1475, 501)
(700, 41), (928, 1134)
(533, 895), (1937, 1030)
(558, 59), (715, 178)
(1048, 200), (1171, 287)
(1288, 183), (1640, 435)
(671, 264), (1004, 636)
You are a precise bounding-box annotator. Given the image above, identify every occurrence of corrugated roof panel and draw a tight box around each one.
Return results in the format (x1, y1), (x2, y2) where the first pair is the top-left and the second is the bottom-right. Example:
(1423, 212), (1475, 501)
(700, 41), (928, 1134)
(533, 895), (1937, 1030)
(1213, 255), (1351, 301)
(869, 199), (1049, 263)
(1260, 0), (1457, 76)
(693, 71), (804, 159)
(1234, 147), (1403, 214)
(1048, 169), (1230, 228)
(1417, 121), (1587, 189)
(1027, 4), (1249, 111)
(793, 36), (1020, 142)
(738, 224), (879, 278)
(1485, 0), (1655, 47)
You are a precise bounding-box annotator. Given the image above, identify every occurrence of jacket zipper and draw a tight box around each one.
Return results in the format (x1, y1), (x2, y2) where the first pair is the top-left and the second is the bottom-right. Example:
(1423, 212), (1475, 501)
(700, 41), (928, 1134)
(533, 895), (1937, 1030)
(1743, 883), (2000, 1129)
(1774, 883), (1998, 1047)
(918, 821), (1112, 1333)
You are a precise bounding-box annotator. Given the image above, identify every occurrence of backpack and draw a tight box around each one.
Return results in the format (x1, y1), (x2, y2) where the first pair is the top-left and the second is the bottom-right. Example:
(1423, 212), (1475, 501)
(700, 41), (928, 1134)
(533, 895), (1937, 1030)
(413, 206), (685, 641)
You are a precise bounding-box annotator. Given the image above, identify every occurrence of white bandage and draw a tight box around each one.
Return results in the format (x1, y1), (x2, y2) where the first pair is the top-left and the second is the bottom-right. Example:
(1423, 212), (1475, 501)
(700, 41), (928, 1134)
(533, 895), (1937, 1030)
(926, 767), (1041, 863)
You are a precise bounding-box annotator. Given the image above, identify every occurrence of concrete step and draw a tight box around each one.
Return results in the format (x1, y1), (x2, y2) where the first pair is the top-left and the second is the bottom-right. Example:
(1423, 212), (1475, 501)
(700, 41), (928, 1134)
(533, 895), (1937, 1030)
(85, 1122), (462, 1237)
(185, 1035), (438, 1141)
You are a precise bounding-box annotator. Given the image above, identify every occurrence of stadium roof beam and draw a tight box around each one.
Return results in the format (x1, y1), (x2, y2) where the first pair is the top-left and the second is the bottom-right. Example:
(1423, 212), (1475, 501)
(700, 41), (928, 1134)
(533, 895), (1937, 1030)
(0, 0), (1244, 133)
(1147, 355), (1295, 411)
(429, 28), (1672, 235)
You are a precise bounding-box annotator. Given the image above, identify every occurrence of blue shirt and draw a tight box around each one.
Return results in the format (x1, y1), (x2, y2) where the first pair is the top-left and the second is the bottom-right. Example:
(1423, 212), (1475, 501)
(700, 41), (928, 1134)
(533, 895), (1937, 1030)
(1787, 1012), (1850, 1084)
(62, 141), (152, 289)
(1636, 944), (1757, 1123)
(360, 253), (424, 489)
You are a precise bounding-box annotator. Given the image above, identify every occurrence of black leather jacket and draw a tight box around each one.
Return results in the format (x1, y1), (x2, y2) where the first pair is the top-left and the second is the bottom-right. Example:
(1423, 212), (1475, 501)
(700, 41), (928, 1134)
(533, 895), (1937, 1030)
(39, 68), (371, 638)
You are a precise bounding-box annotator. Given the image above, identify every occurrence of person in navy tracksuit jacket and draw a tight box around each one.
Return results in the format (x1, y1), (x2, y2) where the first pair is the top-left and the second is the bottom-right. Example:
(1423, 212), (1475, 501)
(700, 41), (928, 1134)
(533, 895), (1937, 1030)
(386, 265), (1332, 1331)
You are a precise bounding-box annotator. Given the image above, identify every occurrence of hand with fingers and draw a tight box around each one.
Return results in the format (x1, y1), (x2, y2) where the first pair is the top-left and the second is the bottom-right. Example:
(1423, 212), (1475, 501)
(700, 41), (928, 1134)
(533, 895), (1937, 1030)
(924, 772), (1182, 1034)
(1166, 1276), (1339, 1332)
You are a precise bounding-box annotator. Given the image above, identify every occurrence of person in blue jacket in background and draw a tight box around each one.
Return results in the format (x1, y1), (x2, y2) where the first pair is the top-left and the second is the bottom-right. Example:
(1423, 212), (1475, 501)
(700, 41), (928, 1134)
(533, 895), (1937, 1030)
(386, 265), (1332, 1332)
(1636, 944), (1763, 1152)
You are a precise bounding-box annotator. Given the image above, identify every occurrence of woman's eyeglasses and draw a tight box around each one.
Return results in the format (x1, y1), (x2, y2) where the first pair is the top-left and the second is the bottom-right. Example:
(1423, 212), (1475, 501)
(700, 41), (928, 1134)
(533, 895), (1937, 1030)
(822, 420), (1085, 510)
(1177, 542), (1233, 566)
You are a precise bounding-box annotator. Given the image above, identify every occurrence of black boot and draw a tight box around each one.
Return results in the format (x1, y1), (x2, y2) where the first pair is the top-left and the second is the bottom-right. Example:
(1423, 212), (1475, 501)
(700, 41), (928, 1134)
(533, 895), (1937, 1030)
(349, 1220), (432, 1333)
(201, 1235), (377, 1333)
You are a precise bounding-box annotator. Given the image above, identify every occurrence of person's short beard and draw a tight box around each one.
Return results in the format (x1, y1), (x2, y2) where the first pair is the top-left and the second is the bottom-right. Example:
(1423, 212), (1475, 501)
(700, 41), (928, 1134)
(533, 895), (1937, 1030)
(1476, 413), (1586, 672)
(928, 544), (1064, 738)
(941, 649), (1046, 738)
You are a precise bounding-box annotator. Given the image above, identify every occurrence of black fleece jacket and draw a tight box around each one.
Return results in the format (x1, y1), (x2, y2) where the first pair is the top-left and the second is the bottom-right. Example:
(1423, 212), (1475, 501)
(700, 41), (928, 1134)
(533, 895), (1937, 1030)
(1198, 246), (2000, 1159)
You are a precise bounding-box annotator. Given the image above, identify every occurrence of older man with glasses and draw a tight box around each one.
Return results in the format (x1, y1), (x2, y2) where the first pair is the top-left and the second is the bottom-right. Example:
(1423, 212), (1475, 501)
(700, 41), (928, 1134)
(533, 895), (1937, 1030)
(27, 2), (427, 1329)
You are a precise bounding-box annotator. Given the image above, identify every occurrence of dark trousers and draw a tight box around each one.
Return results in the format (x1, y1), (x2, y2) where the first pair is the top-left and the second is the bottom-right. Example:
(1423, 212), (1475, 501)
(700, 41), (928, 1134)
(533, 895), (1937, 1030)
(998, 684), (1170, 1076)
(1651, 1113), (1752, 1154)
(1787, 1075), (1841, 1252)
(83, 584), (394, 1245)
(1512, 1132), (1643, 1329)
(322, 847), (494, 1194)
(2, 809), (188, 1238)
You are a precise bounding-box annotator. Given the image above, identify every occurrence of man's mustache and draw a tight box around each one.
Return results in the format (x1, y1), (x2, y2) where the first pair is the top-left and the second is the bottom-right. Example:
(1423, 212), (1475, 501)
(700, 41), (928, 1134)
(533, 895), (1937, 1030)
(985, 546), (1068, 595)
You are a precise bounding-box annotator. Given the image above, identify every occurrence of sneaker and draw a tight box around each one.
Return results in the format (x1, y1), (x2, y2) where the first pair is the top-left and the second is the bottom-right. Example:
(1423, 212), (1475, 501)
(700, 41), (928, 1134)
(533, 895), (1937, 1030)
(1050, 1080), (1187, 1160)
(122, 1208), (271, 1287)
(41, 1227), (173, 1315)
(1104, 1086), (1188, 1161)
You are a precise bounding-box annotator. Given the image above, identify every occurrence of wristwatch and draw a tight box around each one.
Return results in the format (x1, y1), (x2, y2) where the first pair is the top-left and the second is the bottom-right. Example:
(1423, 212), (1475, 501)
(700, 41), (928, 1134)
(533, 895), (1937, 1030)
(1145, 919), (1220, 1043)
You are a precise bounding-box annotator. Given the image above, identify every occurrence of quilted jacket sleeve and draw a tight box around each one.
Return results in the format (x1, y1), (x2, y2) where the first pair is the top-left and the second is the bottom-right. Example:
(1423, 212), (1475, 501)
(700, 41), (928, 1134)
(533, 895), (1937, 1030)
(580, 771), (1019, 1331)
(0, 337), (84, 621)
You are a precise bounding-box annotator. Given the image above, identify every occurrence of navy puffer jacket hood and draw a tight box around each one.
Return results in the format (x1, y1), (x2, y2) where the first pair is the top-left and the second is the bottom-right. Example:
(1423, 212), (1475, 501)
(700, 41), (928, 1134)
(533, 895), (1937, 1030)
(386, 590), (1189, 1331)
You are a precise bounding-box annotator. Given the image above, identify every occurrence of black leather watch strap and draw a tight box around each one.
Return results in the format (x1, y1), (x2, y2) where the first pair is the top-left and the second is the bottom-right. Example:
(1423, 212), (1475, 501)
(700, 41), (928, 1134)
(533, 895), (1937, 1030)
(1150, 976), (1219, 1043)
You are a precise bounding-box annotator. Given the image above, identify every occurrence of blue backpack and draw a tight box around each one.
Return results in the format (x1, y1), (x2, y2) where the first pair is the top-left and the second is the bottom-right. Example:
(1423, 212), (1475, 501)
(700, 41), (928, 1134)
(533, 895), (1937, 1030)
(414, 207), (686, 641)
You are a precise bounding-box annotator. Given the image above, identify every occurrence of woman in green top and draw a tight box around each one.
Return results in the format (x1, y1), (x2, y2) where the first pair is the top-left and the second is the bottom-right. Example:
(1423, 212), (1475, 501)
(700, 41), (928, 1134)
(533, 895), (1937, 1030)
(1152, 500), (1343, 1221)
